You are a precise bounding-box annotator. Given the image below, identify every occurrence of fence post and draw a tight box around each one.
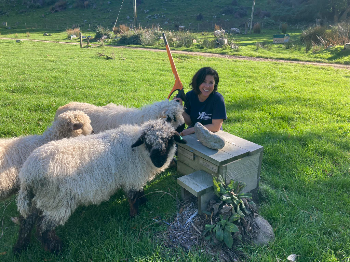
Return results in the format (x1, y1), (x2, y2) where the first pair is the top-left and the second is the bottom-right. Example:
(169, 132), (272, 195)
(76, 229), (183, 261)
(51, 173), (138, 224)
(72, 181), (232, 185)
(80, 32), (83, 48)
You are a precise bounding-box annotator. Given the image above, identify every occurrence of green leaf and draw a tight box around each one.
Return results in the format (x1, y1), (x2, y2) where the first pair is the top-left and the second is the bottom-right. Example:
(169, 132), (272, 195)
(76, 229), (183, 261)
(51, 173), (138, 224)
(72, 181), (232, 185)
(205, 235), (212, 241)
(225, 222), (239, 233)
(215, 224), (224, 242)
(213, 177), (221, 197)
(238, 192), (252, 199)
(223, 230), (233, 248)
(227, 179), (236, 190)
(205, 224), (215, 230)
(221, 195), (231, 202)
(229, 213), (241, 222)
(220, 219), (227, 227)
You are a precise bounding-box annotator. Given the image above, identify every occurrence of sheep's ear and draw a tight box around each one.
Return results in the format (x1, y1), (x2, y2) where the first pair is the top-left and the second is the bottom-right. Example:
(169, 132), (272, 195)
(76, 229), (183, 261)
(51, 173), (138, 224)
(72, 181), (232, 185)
(72, 123), (83, 130)
(132, 134), (145, 148)
(174, 133), (187, 144)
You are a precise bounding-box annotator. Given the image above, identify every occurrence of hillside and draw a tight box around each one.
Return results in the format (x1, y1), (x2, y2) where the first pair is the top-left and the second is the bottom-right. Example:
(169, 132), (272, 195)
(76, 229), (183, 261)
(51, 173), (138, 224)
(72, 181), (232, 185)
(0, 0), (330, 32)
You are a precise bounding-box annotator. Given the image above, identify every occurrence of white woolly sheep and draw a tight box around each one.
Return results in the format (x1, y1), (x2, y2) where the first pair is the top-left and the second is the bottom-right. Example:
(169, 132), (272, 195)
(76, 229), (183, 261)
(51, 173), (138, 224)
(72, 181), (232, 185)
(13, 119), (186, 254)
(0, 110), (93, 201)
(54, 99), (185, 134)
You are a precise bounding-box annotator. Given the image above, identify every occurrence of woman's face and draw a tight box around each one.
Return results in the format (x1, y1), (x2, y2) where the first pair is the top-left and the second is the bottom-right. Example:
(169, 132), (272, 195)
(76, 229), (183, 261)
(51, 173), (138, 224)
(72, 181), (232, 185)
(198, 74), (215, 100)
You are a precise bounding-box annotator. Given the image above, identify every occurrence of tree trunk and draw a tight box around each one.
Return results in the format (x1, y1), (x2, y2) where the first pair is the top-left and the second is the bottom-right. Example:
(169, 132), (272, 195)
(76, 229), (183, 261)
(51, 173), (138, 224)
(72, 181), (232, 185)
(339, 5), (350, 21)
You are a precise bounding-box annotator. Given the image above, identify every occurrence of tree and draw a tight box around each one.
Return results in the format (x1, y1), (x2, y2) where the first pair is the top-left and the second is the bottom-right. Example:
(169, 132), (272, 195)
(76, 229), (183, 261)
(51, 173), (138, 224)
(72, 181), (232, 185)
(314, 0), (350, 23)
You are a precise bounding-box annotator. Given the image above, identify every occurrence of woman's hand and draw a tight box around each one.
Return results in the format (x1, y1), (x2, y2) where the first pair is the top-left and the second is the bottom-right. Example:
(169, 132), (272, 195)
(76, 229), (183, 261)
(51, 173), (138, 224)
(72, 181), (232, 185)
(180, 127), (194, 136)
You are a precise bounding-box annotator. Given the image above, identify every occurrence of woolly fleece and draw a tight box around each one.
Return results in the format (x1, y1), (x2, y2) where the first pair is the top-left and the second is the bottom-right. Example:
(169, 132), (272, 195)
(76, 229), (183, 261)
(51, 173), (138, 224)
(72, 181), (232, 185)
(17, 119), (179, 230)
(0, 110), (93, 200)
(54, 99), (185, 134)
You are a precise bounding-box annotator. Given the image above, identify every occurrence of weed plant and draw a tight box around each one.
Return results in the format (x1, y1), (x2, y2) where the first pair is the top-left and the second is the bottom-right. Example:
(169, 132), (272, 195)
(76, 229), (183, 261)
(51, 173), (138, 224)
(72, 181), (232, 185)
(0, 38), (349, 261)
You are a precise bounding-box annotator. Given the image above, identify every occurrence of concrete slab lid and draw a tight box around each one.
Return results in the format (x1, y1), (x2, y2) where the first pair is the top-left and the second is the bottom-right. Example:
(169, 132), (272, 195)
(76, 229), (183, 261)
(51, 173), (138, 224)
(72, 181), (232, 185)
(177, 170), (213, 197)
(177, 131), (262, 166)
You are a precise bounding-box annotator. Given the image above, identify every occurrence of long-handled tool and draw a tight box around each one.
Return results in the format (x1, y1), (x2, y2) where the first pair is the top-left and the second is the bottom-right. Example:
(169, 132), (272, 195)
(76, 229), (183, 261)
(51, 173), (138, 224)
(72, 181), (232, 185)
(162, 33), (188, 107)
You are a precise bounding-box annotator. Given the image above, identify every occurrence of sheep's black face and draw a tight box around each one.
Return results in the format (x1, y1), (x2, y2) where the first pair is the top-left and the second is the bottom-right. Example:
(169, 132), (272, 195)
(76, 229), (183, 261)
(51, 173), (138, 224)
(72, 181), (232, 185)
(148, 138), (175, 168)
(175, 123), (185, 133)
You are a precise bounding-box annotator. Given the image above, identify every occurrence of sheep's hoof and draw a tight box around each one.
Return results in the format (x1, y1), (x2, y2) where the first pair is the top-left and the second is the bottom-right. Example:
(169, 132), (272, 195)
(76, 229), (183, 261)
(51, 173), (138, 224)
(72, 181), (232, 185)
(39, 230), (62, 254)
(138, 196), (148, 205)
(12, 244), (27, 255)
(137, 190), (148, 206)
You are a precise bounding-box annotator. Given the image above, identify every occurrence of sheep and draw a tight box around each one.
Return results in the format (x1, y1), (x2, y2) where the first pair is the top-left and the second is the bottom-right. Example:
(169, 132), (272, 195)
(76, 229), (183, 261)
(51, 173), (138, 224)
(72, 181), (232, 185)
(0, 110), (93, 201)
(13, 119), (186, 254)
(54, 99), (185, 134)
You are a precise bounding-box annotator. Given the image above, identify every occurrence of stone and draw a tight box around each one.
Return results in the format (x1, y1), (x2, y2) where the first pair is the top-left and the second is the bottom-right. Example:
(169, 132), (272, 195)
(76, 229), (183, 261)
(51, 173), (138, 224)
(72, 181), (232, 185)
(194, 122), (225, 150)
(251, 215), (275, 246)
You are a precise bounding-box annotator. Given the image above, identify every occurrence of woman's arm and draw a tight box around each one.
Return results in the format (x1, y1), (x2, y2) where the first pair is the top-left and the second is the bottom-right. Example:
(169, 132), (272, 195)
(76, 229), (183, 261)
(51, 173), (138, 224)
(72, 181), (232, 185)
(180, 119), (223, 136)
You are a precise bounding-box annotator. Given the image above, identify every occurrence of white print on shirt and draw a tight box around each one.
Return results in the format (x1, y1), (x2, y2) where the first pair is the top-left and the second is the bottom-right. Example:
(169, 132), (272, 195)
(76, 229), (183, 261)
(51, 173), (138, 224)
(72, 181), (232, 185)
(197, 112), (212, 120)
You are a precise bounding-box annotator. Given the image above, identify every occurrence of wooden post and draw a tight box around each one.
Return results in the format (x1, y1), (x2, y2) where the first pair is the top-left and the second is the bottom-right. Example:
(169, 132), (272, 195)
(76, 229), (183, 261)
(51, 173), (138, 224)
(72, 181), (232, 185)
(80, 33), (83, 48)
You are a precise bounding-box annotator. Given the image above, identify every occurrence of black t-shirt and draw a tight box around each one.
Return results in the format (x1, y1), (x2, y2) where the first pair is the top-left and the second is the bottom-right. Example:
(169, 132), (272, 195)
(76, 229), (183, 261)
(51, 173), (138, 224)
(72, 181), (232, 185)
(184, 90), (227, 127)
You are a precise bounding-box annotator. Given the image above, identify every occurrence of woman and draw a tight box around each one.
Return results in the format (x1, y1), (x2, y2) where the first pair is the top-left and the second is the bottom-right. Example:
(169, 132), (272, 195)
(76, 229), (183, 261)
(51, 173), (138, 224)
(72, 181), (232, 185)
(175, 67), (227, 136)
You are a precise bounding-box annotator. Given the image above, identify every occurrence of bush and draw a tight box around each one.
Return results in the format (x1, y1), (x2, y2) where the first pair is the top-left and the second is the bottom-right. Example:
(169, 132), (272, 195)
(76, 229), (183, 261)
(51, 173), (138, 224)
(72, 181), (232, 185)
(173, 31), (193, 48)
(253, 23), (261, 34)
(140, 29), (162, 46)
(95, 26), (113, 40)
(281, 23), (288, 34)
(202, 39), (216, 49)
(113, 24), (129, 34)
(66, 28), (80, 39)
(299, 25), (344, 47)
(117, 31), (143, 45)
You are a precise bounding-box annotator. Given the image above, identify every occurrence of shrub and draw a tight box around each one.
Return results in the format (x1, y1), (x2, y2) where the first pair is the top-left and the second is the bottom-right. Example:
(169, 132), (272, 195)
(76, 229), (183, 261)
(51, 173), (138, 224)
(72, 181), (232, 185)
(172, 31), (193, 48)
(300, 26), (327, 46)
(113, 24), (129, 34)
(281, 23), (288, 34)
(263, 17), (276, 27)
(202, 39), (216, 49)
(253, 23), (261, 34)
(95, 26), (113, 40)
(140, 29), (161, 46)
(117, 31), (143, 45)
(203, 177), (254, 248)
(328, 23), (350, 46)
(66, 28), (80, 39)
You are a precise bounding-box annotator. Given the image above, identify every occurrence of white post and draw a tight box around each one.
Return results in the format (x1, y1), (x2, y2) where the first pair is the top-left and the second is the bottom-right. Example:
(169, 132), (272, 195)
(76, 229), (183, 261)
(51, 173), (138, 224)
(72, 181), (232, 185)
(133, 0), (137, 28)
(249, 0), (255, 33)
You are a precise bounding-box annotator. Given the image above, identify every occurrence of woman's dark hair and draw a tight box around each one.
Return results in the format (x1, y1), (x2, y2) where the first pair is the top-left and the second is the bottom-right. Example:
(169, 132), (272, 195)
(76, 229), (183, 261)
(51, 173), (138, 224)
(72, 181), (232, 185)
(190, 67), (219, 95)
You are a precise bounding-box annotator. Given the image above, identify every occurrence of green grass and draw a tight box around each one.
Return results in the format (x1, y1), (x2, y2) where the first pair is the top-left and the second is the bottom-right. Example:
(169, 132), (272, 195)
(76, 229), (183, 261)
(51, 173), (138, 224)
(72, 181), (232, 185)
(0, 39), (350, 261)
(2, 27), (350, 65)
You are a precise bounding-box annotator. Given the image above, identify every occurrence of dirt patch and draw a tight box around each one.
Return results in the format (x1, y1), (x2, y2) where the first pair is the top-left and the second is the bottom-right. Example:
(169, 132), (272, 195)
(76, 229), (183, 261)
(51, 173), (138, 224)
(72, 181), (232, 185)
(156, 196), (261, 262)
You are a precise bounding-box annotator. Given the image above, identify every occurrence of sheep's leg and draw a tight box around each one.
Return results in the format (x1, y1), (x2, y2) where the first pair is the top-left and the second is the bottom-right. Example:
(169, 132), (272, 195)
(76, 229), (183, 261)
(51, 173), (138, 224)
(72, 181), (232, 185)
(36, 216), (62, 254)
(127, 190), (144, 217)
(13, 211), (39, 254)
(137, 189), (148, 206)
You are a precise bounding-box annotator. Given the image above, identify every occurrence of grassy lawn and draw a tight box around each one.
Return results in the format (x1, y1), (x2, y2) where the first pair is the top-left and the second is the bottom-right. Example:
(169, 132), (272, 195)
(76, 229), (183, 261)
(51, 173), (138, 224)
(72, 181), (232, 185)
(0, 39), (349, 261)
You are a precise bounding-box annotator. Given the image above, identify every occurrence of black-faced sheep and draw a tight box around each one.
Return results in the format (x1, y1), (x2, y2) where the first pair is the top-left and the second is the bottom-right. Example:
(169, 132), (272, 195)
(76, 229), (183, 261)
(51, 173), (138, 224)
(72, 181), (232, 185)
(54, 99), (185, 134)
(0, 110), (93, 201)
(13, 119), (186, 254)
